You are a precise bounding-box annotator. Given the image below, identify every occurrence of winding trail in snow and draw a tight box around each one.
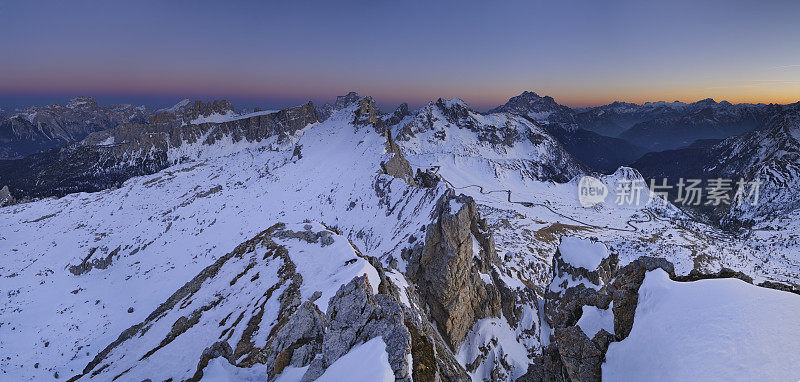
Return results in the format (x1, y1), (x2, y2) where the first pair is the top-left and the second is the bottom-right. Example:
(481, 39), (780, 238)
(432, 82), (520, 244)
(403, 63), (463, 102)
(433, 168), (647, 232)
(429, 166), (741, 247)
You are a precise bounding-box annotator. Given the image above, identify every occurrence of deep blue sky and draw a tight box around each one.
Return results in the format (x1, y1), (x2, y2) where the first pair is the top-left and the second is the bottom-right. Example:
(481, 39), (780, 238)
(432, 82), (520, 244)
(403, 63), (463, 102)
(1, 0), (798, 111)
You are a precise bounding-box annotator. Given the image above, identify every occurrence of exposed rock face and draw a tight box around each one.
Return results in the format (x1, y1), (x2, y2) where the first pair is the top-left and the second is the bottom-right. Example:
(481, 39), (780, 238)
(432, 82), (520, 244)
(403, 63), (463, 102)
(610, 257), (674, 340)
(0, 96), (151, 159)
(0, 185), (14, 206)
(353, 97), (379, 125)
(380, 127), (416, 186)
(189, 341), (235, 381)
(301, 275), (412, 381)
(265, 302), (325, 379)
(150, 99), (235, 125)
(544, 241), (618, 329)
(381, 152), (415, 185)
(546, 284), (611, 331)
(0, 103), (320, 199)
(407, 191), (502, 348)
(554, 326), (603, 382)
(383, 103), (410, 128)
(316, 91), (363, 121)
(414, 168), (439, 188)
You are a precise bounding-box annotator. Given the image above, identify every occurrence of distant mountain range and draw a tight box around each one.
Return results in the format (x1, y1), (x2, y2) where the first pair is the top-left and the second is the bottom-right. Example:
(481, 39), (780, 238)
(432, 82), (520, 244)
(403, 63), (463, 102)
(0, 100), (318, 199)
(0, 97), (150, 159)
(632, 103), (800, 226)
(1, 92), (797, 205)
(577, 98), (785, 151)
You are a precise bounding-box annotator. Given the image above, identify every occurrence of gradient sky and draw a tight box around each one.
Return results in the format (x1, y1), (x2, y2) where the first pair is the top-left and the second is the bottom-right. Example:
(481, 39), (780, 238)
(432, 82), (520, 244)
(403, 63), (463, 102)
(1, 0), (799, 111)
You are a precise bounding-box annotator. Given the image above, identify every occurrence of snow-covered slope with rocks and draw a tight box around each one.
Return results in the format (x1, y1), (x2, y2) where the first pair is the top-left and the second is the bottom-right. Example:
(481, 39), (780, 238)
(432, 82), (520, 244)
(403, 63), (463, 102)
(397, 97), (587, 182)
(0, 101), (320, 200)
(0, 99), (451, 380)
(1, 93), (799, 382)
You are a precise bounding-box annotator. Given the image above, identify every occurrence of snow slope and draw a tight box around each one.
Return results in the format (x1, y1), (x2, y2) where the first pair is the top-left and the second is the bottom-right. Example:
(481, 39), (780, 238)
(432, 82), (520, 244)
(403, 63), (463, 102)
(603, 270), (800, 381)
(558, 237), (608, 270)
(315, 337), (394, 382)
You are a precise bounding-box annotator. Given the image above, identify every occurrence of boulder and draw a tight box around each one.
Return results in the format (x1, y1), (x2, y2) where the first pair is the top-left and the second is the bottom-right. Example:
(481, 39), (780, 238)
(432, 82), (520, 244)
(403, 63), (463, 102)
(554, 327), (602, 382)
(0, 185), (14, 207)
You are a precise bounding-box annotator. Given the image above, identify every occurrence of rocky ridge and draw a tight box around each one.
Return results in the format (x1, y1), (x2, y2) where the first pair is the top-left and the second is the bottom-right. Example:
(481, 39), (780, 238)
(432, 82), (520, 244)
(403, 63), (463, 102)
(0, 97), (151, 159)
(0, 102), (320, 199)
(526, 235), (799, 382)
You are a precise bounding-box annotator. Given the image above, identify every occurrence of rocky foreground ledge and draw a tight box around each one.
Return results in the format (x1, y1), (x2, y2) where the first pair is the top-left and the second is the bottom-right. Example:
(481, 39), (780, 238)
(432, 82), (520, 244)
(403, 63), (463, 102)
(522, 237), (800, 382)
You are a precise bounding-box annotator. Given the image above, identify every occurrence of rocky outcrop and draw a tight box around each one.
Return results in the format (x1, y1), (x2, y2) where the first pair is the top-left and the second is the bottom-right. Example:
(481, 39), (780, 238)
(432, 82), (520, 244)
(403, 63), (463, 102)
(406, 191), (502, 348)
(301, 275), (412, 381)
(414, 168), (439, 188)
(0, 185), (14, 206)
(610, 257), (674, 339)
(533, 238), (675, 382)
(534, 241), (790, 382)
(545, 284), (612, 331)
(265, 260), (472, 382)
(381, 152), (415, 185)
(353, 97), (379, 126)
(553, 326), (603, 382)
(544, 241), (617, 330)
(265, 302), (325, 379)
(316, 91), (363, 121)
(382, 103), (410, 129)
(150, 99), (235, 125)
(379, 127), (416, 186)
(189, 341), (235, 381)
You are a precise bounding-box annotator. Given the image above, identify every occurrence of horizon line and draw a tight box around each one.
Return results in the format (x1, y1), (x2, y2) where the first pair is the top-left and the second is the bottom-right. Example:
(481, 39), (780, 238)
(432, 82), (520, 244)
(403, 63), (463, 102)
(0, 91), (797, 112)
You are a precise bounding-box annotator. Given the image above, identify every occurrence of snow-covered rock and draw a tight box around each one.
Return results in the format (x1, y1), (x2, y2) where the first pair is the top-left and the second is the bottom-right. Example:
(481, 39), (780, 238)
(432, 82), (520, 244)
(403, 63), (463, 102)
(604, 269), (800, 381)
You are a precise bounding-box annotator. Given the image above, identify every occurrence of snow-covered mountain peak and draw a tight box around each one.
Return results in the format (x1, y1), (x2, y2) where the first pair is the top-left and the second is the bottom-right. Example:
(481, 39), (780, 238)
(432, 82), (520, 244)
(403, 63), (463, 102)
(316, 91), (373, 121)
(488, 91), (578, 129)
(66, 96), (99, 109)
(490, 91), (565, 115)
(393, 98), (586, 183)
(436, 97), (471, 111)
(608, 166), (645, 182)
